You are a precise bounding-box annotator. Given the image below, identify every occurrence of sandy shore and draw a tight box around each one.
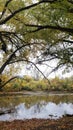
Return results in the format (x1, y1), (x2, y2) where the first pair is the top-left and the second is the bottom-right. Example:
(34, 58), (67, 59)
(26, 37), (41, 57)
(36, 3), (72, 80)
(0, 116), (73, 130)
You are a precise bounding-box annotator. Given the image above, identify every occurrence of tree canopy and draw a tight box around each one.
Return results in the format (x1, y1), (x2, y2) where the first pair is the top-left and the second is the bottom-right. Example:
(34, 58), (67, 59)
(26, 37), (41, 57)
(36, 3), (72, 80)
(0, 0), (73, 88)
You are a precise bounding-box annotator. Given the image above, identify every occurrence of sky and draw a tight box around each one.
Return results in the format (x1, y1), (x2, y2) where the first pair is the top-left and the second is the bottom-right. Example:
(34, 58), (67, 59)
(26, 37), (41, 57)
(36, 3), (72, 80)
(18, 60), (73, 79)
(0, 51), (72, 79)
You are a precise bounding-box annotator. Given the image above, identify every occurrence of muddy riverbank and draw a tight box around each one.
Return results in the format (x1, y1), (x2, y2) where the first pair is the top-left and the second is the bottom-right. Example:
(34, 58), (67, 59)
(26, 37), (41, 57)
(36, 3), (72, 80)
(0, 116), (73, 130)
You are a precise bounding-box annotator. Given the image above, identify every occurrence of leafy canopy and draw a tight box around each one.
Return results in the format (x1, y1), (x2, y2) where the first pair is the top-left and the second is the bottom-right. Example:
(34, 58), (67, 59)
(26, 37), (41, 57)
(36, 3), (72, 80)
(0, 0), (73, 88)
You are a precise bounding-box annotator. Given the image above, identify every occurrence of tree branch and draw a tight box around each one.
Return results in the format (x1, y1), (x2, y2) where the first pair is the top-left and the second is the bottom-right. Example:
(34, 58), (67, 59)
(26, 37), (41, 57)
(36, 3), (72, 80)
(0, 76), (23, 90)
(68, 0), (73, 4)
(25, 24), (73, 34)
(0, 41), (41, 74)
(62, 40), (73, 43)
(0, 0), (58, 25)
(0, 0), (12, 19)
(8, 59), (52, 87)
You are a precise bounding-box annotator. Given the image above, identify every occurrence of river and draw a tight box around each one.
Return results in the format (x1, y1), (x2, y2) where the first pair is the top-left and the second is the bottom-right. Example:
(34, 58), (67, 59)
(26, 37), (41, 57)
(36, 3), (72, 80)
(0, 92), (73, 121)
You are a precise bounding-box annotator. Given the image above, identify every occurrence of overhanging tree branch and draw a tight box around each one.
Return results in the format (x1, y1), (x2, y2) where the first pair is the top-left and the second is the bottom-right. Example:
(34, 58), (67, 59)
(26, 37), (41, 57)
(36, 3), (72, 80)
(25, 24), (73, 34)
(0, 0), (58, 25)
(0, 76), (23, 90)
(8, 59), (52, 86)
(0, 41), (42, 74)
(62, 40), (73, 43)
(68, 0), (73, 4)
(0, 0), (12, 19)
(0, 58), (52, 89)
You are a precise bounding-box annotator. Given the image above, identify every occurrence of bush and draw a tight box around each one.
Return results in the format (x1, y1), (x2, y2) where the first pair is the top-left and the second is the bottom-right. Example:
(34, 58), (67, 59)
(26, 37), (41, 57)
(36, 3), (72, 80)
(21, 86), (32, 91)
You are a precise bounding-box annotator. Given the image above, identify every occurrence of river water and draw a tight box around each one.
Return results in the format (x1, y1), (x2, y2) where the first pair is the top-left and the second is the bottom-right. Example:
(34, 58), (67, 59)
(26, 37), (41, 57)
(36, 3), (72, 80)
(0, 92), (73, 121)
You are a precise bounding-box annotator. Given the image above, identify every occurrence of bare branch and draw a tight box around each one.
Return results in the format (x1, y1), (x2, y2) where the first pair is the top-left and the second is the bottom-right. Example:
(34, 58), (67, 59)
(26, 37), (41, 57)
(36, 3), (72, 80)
(47, 63), (64, 76)
(8, 59), (52, 87)
(62, 40), (73, 43)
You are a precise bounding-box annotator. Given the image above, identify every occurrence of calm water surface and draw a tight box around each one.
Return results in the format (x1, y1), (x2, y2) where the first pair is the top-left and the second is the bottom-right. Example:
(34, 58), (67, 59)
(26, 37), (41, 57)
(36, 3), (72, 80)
(0, 92), (73, 121)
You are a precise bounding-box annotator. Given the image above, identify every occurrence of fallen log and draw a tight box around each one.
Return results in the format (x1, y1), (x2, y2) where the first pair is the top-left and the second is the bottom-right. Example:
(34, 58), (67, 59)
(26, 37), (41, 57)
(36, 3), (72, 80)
(0, 108), (15, 115)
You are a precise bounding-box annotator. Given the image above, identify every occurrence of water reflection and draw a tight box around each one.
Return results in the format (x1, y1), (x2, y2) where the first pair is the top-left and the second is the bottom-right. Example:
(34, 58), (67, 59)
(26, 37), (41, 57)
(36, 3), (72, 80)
(0, 102), (73, 121)
(0, 94), (73, 121)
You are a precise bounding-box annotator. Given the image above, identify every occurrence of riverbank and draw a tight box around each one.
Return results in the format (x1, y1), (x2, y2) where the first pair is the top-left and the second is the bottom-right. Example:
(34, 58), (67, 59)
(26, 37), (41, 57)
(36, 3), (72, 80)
(0, 116), (73, 130)
(0, 90), (73, 96)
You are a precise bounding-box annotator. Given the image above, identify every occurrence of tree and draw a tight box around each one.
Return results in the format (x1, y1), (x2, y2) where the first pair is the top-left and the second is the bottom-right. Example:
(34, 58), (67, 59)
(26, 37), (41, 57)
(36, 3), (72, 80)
(0, 0), (73, 89)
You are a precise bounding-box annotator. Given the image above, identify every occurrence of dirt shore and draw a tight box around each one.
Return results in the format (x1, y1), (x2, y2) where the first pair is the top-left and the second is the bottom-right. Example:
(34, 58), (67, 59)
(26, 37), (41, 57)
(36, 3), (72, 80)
(0, 90), (73, 96)
(0, 116), (73, 130)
